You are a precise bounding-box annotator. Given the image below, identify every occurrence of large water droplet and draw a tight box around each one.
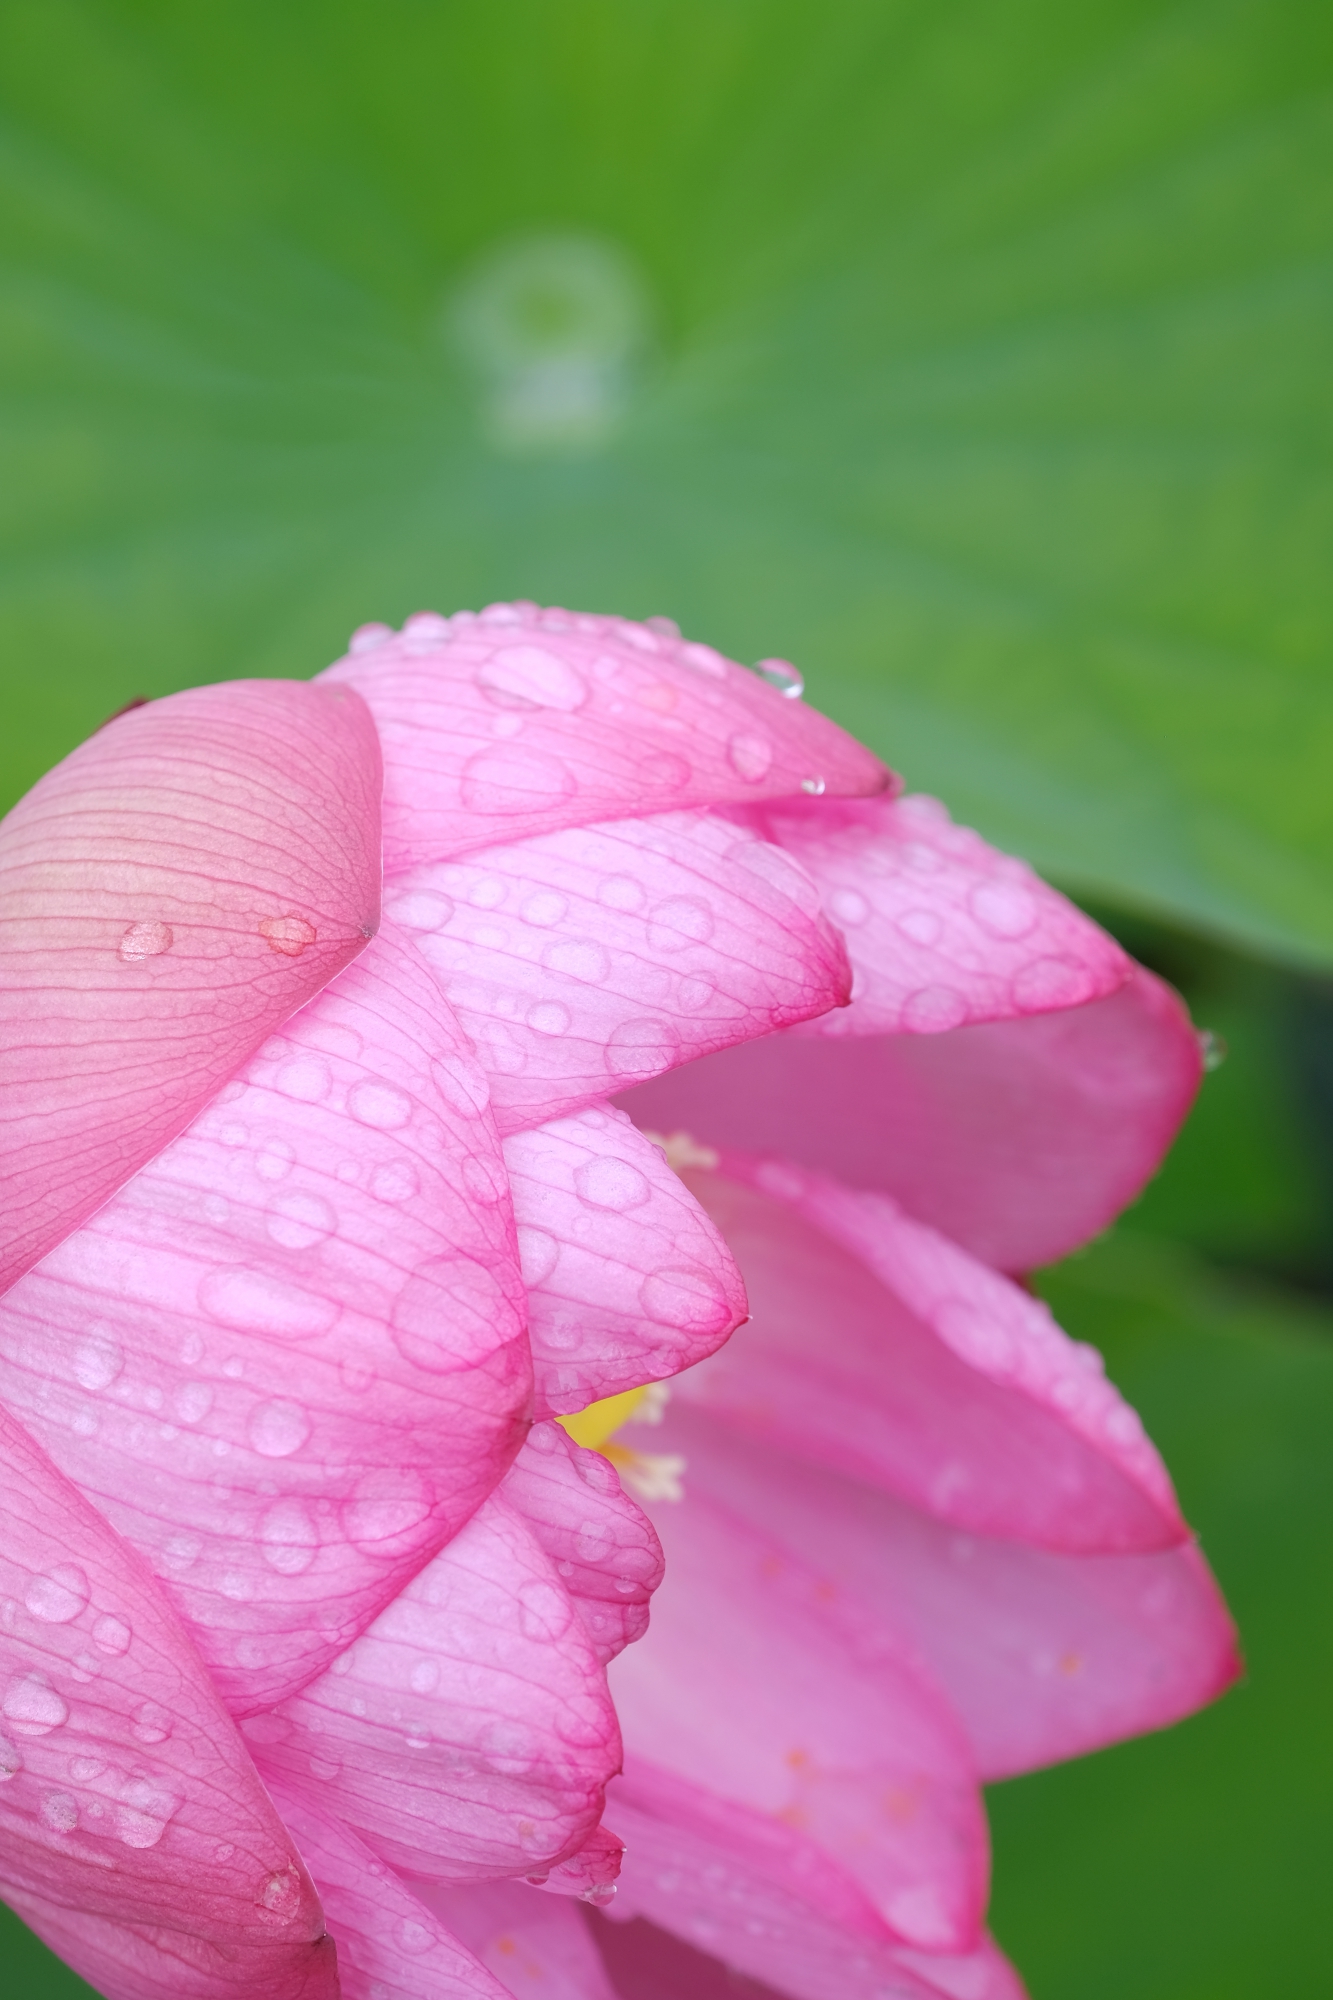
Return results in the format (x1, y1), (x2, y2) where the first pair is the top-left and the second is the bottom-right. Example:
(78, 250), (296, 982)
(265, 1190), (337, 1250)
(753, 658), (804, 699)
(543, 938), (610, 983)
(370, 1158), (420, 1205)
(527, 1000), (571, 1037)
(478, 645), (589, 712)
(274, 1055), (333, 1104)
(605, 1018), (680, 1083)
(25, 1565), (90, 1624)
(969, 881), (1038, 940)
(348, 1079), (415, 1130)
(647, 897), (714, 951)
(72, 1334), (123, 1393)
(92, 1613), (132, 1657)
(574, 1157), (650, 1212)
(198, 1267), (339, 1341)
(460, 746), (576, 815)
(115, 1776), (181, 1850)
(392, 1257), (522, 1372)
(41, 1790), (79, 1833)
(172, 1380), (214, 1425)
(3, 1673), (69, 1736)
(518, 1578), (574, 1642)
(117, 920), (173, 963)
(260, 1500), (320, 1575)
(132, 1701), (173, 1745)
(342, 1469), (435, 1558)
(517, 1227), (559, 1287)
(395, 1916), (436, 1955)
(384, 886), (455, 932)
(727, 732), (774, 783)
(640, 1265), (729, 1332)
(248, 1400), (312, 1459)
(900, 985), (969, 1033)
(521, 890), (568, 927)
(259, 915), (317, 958)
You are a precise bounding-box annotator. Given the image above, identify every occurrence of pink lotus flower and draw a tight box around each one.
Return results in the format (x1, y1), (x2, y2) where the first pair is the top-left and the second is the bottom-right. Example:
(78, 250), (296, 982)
(0, 602), (1235, 2000)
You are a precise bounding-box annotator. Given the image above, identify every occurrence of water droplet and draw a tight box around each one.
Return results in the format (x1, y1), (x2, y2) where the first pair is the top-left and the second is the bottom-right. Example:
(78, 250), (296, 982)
(897, 908), (943, 947)
(255, 1140), (296, 1183)
(392, 1256), (522, 1373)
(574, 1157), (650, 1212)
(92, 1613), (132, 1657)
(517, 1227), (559, 1287)
(0, 1734), (22, 1781)
(727, 732), (774, 783)
(638, 750), (692, 791)
(900, 985), (969, 1033)
(576, 1519), (615, 1562)
(800, 776), (826, 795)
(265, 1190), (336, 1250)
(72, 1334), (123, 1393)
(172, 1381), (214, 1425)
(754, 658), (804, 699)
(969, 882), (1038, 939)
(384, 886), (455, 932)
(395, 1916), (436, 1955)
(518, 1578), (574, 1641)
(117, 920), (173, 963)
(935, 1300), (1015, 1373)
(115, 1777), (181, 1850)
(409, 1658), (439, 1695)
(274, 1055), (332, 1103)
(605, 1018), (680, 1083)
(460, 747), (576, 815)
(132, 1701), (173, 1745)
(259, 915), (318, 958)
(1012, 956), (1091, 1011)
(527, 1000), (570, 1036)
(260, 1500), (320, 1575)
(598, 875), (646, 913)
(349, 622), (393, 653)
(348, 1080), (414, 1130)
(25, 1565), (90, 1624)
(543, 938), (610, 983)
(640, 1265), (728, 1332)
(198, 1267), (340, 1341)
(3, 1673), (69, 1736)
(647, 897), (714, 950)
(478, 645), (589, 711)
(1199, 1028), (1227, 1072)
(342, 1469), (435, 1558)
(370, 1158), (420, 1204)
(248, 1400), (312, 1459)
(828, 887), (870, 926)
(309, 1757), (341, 1782)
(41, 1791), (79, 1833)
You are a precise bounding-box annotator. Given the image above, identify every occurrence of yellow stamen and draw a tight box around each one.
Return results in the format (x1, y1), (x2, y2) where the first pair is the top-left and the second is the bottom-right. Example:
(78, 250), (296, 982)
(557, 1384), (651, 1451)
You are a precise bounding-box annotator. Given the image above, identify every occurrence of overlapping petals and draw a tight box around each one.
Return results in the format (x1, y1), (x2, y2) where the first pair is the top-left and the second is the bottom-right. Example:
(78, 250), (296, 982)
(0, 606), (1236, 2000)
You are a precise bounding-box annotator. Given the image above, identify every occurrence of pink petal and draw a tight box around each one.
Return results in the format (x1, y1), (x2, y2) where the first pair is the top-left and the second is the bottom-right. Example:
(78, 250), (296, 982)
(389, 809), (851, 1132)
(322, 605), (891, 871)
(504, 1107), (746, 1414)
(0, 1401), (334, 1999)
(272, 1784), (512, 1999)
(660, 1405), (1239, 1780)
(621, 965), (1202, 1271)
(669, 1162), (1181, 1552)
(0, 921), (530, 1712)
(525, 1819), (624, 1902)
(0, 679), (382, 1296)
(248, 1491), (619, 1883)
(607, 1490), (988, 1952)
(500, 1424), (664, 1664)
(414, 1878), (621, 2000)
(754, 794), (1128, 1034)
(606, 1786), (1026, 2000)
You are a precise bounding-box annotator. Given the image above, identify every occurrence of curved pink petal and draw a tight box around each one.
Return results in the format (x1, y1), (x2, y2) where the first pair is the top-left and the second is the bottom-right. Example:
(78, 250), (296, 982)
(322, 605), (891, 871)
(414, 1878), (621, 2000)
(753, 794), (1127, 1035)
(0, 1402), (334, 1999)
(249, 1491), (618, 1883)
(621, 965), (1201, 1271)
(0, 679), (382, 1296)
(606, 1787), (1026, 2000)
(608, 1490), (987, 1952)
(0, 922), (530, 1712)
(389, 809), (850, 1132)
(660, 1406), (1239, 1780)
(272, 1785), (511, 1999)
(500, 1424), (664, 1664)
(670, 1162), (1181, 1552)
(504, 1107), (746, 1413)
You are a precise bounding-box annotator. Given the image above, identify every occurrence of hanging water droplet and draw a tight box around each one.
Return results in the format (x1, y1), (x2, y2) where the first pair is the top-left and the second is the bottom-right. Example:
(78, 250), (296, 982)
(1198, 1028), (1227, 1072)
(753, 657), (804, 699)
(25, 1565), (90, 1624)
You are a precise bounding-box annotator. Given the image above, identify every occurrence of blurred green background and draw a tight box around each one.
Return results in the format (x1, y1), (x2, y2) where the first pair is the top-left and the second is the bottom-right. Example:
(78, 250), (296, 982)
(1, 3), (1329, 1995)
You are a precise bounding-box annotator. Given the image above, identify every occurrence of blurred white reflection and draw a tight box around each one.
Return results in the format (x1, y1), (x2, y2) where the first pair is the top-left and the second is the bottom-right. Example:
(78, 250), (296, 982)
(448, 232), (652, 454)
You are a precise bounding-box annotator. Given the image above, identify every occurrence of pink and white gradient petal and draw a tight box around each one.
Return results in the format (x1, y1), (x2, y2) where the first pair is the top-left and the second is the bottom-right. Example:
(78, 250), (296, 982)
(0, 923), (531, 1714)
(250, 1490), (618, 1883)
(622, 965), (1201, 1271)
(0, 1403), (334, 1999)
(391, 809), (850, 1131)
(323, 605), (890, 873)
(416, 1876), (622, 2000)
(670, 1161), (1181, 1552)
(0, 680), (382, 1296)
(504, 1106), (746, 1414)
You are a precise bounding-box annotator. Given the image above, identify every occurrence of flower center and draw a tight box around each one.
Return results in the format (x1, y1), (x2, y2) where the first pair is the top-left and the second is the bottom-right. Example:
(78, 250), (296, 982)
(556, 1382), (684, 1502)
